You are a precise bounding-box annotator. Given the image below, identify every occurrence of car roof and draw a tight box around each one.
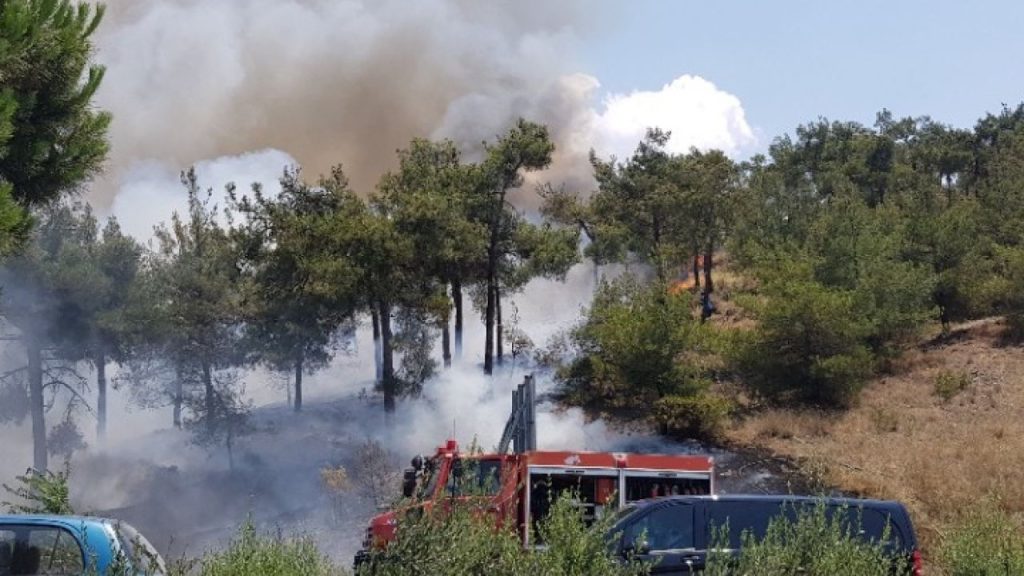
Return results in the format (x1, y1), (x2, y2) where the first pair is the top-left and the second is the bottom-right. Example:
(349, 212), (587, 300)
(631, 494), (908, 512)
(0, 514), (115, 529)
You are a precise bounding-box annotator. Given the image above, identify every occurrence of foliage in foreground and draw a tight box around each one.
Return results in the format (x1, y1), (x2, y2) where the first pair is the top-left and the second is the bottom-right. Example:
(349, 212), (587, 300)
(705, 503), (905, 576)
(358, 496), (646, 576)
(182, 521), (342, 576)
(942, 502), (1024, 576)
(2, 466), (73, 514)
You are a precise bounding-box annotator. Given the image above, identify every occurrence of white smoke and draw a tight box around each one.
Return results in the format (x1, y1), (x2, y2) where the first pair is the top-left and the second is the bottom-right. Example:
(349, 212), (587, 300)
(106, 149), (295, 242)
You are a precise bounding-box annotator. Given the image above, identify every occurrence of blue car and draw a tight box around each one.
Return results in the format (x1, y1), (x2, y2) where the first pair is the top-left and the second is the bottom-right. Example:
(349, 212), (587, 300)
(0, 515), (166, 575)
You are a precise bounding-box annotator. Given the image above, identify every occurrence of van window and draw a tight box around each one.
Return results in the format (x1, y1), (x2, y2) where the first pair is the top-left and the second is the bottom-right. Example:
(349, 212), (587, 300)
(625, 504), (695, 552)
(827, 506), (904, 548)
(708, 501), (778, 548)
(707, 500), (905, 550)
(0, 525), (84, 575)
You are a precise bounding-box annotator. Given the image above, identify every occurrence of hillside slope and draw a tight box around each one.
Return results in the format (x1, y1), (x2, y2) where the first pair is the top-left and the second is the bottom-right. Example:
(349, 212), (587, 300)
(727, 317), (1024, 550)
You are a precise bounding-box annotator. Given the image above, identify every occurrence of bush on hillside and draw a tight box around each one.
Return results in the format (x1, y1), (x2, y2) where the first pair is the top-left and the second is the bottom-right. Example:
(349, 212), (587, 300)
(557, 275), (712, 413)
(732, 259), (874, 408)
(990, 245), (1024, 340)
(653, 393), (734, 441)
(933, 369), (971, 401)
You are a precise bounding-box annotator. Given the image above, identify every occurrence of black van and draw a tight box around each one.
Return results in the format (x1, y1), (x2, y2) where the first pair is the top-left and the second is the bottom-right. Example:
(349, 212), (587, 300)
(608, 495), (922, 575)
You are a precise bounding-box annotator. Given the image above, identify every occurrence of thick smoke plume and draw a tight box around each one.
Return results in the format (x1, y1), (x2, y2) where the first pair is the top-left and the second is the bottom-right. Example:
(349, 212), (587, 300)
(94, 0), (593, 200)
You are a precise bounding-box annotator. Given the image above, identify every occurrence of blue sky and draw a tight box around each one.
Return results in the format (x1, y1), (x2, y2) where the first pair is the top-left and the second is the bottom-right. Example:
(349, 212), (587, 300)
(582, 1), (1024, 148)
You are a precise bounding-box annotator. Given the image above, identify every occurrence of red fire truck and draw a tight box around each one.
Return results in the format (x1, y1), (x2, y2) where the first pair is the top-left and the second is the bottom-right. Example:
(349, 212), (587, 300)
(354, 377), (715, 565)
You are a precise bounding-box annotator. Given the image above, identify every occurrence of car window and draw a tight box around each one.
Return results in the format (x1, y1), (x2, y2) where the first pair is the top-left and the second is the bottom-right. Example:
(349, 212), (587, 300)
(0, 525), (84, 575)
(116, 522), (167, 576)
(626, 504), (695, 552)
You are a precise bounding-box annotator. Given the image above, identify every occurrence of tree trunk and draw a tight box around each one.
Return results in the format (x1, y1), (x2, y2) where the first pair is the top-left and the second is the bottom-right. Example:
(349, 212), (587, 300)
(27, 337), (47, 472)
(294, 353), (304, 412)
(226, 427), (235, 471)
(203, 360), (215, 434)
(173, 373), (183, 429)
(441, 315), (452, 369)
(484, 275), (495, 375)
(651, 215), (666, 284)
(692, 252), (701, 290)
(379, 299), (396, 413)
(495, 284), (503, 366)
(703, 242), (714, 294)
(452, 277), (463, 361)
(95, 351), (107, 443)
(371, 307), (382, 383)
(484, 187), (507, 376)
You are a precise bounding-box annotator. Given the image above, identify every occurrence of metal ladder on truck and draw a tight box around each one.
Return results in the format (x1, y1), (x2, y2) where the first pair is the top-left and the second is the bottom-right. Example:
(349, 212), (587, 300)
(497, 375), (537, 454)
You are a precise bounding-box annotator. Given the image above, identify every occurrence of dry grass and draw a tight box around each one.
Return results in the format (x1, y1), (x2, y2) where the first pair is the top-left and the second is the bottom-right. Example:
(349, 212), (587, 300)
(726, 317), (1024, 558)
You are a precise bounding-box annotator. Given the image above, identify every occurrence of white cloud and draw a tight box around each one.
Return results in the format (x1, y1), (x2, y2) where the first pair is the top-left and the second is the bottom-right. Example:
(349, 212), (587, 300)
(592, 74), (756, 161)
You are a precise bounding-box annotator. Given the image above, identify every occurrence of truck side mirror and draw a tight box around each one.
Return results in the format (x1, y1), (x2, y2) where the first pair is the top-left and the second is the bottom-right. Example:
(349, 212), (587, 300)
(402, 468), (417, 499)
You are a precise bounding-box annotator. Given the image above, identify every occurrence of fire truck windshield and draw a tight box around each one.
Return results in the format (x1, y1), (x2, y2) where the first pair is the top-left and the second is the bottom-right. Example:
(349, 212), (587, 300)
(447, 458), (502, 496)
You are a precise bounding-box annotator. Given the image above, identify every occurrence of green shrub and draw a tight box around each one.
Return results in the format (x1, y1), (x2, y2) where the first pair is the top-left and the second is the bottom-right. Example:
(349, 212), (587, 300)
(653, 393), (734, 441)
(934, 369), (971, 401)
(359, 495), (647, 576)
(195, 522), (342, 576)
(704, 502), (904, 576)
(732, 259), (875, 408)
(868, 406), (900, 433)
(557, 276), (711, 412)
(942, 502), (1024, 576)
(2, 465), (74, 514)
